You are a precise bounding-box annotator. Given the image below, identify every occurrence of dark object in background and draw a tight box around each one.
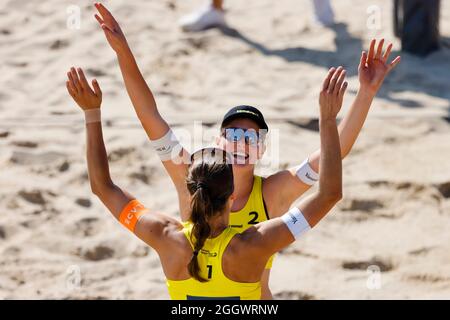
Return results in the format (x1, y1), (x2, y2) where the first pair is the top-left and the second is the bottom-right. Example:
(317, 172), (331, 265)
(394, 0), (441, 56)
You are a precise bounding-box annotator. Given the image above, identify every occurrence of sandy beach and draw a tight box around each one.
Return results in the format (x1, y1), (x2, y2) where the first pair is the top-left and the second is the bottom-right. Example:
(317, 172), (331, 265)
(0, 0), (449, 299)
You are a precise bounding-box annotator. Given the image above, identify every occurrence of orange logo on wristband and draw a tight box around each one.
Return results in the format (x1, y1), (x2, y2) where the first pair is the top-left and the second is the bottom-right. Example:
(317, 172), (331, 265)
(119, 199), (148, 232)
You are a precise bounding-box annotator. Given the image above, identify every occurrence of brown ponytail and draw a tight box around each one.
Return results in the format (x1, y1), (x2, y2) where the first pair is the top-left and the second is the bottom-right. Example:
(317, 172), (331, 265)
(186, 149), (234, 282)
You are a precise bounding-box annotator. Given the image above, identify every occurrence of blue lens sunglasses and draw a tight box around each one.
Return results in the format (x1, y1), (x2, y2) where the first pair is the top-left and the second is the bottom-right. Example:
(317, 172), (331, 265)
(221, 127), (264, 146)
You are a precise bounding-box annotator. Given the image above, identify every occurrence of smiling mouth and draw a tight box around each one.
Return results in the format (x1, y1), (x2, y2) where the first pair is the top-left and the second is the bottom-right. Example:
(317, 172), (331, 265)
(232, 152), (249, 162)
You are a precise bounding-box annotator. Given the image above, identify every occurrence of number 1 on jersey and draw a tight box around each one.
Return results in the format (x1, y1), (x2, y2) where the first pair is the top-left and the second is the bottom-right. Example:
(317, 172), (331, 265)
(206, 265), (213, 279)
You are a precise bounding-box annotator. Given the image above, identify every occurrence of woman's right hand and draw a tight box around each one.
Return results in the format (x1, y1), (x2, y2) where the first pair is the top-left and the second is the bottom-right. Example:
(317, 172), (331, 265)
(66, 67), (102, 111)
(319, 67), (348, 121)
(94, 3), (129, 55)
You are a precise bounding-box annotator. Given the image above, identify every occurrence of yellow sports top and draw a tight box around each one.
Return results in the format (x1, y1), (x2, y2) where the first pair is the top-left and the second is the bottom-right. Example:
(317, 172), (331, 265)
(166, 222), (261, 300)
(229, 175), (274, 269)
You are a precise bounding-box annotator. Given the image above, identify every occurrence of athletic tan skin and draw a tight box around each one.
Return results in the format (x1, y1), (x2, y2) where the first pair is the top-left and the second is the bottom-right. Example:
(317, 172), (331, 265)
(66, 66), (344, 292)
(92, 3), (400, 299)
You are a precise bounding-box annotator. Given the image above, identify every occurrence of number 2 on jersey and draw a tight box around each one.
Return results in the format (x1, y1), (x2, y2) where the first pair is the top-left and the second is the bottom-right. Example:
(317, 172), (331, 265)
(248, 211), (259, 225)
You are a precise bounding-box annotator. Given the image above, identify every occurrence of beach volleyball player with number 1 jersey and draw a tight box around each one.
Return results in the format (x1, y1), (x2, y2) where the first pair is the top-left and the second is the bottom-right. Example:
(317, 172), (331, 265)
(66, 64), (345, 300)
(93, 3), (400, 299)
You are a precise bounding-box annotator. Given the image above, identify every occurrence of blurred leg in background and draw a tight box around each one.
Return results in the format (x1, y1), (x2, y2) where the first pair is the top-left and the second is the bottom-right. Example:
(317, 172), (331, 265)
(311, 0), (335, 27)
(394, 0), (441, 56)
(179, 0), (226, 32)
(179, 0), (335, 32)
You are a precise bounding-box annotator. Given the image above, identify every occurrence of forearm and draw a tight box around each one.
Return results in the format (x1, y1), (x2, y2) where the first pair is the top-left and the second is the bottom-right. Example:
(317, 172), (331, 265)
(85, 121), (113, 191)
(309, 89), (374, 172)
(67, 65), (135, 219)
(116, 48), (169, 139)
(295, 119), (342, 227)
(338, 88), (374, 157)
(318, 118), (342, 198)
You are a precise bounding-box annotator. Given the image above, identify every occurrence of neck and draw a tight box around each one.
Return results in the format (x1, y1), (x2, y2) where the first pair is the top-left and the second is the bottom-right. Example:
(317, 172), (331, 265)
(231, 166), (255, 210)
(209, 214), (229, 238)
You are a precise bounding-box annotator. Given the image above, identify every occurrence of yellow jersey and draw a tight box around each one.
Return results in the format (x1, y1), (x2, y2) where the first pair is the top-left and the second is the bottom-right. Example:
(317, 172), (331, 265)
(229, 175), (274, 269)
(166, 222), (261, 300)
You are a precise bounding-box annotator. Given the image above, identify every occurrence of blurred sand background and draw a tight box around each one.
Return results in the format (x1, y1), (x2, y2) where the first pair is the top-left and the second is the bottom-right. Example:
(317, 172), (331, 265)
(0, 0), (449, 299)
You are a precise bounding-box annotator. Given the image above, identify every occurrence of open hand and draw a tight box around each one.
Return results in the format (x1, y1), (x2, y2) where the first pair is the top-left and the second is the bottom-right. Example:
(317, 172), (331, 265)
(66, 67), (102, 110)
(359, 39), (401, 96)
(94, 3), (128, 54)
(319, 67), (348, 120)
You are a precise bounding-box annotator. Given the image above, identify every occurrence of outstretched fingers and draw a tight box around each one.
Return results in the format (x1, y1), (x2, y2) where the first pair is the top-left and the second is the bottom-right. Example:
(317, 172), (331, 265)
(322, 67), (336, 91)
(338, 80), (348, 102)
(382, 43), (393, 64)
(92, 79), (102, 98)
(375, 39), (384, 60)
(77, 68), (90, 91)
(70, 67), (82, 92)
(95, 3), (117, 29)
(94, 13), (104, 26)
(388, 56), (401, 72)
(94, 2), (109, 20)
(66, 80), (76, 97)
(368, 39), (400, 71)
(95, 2), (112, 17)
(328, 67), (344, 93)
(334, 67), (347, 110)
(96, 18), (114, 33)
(101, 23), (114, 35)
(334, 69), (347, 96)
(67, 72), (77, 94)
(94, 11), (114, 32)
(359, 51), (368, 69)
(367, 39), (376, 63)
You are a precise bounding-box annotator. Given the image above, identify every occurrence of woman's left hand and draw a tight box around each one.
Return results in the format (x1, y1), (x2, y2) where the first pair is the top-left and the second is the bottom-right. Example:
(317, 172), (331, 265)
(358, 39), (401, 96)
(66, 67), (102, 110)
(94, 2), (129, 55)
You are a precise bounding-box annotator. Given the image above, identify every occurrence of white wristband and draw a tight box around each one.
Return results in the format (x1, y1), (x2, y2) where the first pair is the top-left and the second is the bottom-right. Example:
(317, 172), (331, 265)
(295, 158), (319, 186)
(281, 207), (311, 240)
(84, 108), (101, 124)
(149, 129), (182, 161)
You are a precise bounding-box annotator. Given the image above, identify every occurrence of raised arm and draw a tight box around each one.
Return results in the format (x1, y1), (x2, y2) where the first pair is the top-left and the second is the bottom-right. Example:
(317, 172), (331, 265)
(308, 39), (401, 171)
(66, 67), (181, 250)
(66, 66), (135, 216)
(93, 3), (167, 140)
(93, 3), (191, 219)
(241, 67), (345, 259)
(263, 39), (400, 217)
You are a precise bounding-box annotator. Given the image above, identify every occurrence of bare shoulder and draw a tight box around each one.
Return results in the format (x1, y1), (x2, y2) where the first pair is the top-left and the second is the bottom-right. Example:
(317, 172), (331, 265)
(262, 171), (294, 216)
(225, 226), (270, 277)
(134, 211), (186, 250)
(139, 211), (183, 232)
(263, 169), (311, 218)
(228, 226), (264, 256)
(263, 169), (304, 192)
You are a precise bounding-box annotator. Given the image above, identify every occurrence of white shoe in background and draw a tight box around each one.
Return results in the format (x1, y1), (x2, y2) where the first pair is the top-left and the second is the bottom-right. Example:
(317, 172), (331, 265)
(179, 5), (227, 32)
(311, 0), (335, 27)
